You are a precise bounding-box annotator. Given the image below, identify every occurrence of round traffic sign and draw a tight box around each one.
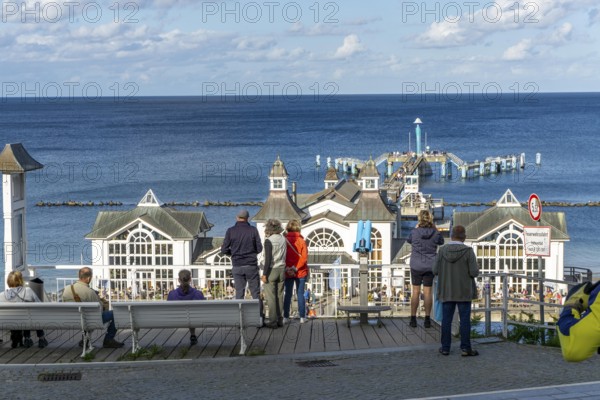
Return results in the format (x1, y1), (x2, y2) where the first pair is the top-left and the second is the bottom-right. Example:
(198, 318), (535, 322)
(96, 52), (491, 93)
(528, 193), (542, 221)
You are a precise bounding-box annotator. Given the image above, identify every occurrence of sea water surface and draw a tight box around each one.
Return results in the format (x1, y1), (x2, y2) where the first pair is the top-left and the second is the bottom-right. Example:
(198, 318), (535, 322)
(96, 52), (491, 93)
(1, 93), (599, 289)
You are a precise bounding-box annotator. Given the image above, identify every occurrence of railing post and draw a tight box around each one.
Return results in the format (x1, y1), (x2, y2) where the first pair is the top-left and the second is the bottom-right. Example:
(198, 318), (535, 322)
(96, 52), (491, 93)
(502, 274), (508, 339)
(539, 272), (545, 345)
(484, 277), (491, 336)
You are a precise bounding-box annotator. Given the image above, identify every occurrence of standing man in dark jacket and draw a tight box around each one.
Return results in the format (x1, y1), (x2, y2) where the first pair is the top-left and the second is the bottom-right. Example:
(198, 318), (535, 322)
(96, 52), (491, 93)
(221, 210), (263, 303)
(433, 225), (479, 356)
(407, 210), (444, 328)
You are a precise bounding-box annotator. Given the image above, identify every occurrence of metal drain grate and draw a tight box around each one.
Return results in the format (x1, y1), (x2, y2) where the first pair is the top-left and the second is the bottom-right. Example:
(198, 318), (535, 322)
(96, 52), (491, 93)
(296, 360), (337, 368)
(38, 372), (82, 382)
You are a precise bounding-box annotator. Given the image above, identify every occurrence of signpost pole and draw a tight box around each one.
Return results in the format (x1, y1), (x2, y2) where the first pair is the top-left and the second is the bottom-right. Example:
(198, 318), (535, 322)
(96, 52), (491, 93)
(537, 218), (545, 344)
(528, 193), (545, 344)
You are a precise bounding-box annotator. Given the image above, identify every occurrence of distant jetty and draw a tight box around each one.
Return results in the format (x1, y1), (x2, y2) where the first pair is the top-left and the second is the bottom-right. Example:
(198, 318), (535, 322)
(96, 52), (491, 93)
(35, 200), (265, 207)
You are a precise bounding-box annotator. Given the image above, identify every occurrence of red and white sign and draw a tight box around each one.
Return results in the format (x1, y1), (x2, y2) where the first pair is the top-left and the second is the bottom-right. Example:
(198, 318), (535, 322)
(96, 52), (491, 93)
(528, 193), (542, 221)
(523, 226), (551, 257)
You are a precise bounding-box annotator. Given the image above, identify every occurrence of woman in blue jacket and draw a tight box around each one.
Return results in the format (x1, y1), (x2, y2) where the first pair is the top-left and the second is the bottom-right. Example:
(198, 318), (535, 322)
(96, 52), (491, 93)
(167, 269), (205, 345)
(407, 210), (444, 328)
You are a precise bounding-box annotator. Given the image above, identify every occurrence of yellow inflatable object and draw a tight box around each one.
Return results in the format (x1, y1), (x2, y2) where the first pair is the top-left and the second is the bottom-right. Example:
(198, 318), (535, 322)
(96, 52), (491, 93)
(558, 281), (600, 362)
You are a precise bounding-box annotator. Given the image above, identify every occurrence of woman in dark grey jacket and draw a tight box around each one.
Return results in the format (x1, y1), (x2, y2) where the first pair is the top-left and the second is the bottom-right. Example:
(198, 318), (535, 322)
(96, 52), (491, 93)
(407, 210), (444, 328)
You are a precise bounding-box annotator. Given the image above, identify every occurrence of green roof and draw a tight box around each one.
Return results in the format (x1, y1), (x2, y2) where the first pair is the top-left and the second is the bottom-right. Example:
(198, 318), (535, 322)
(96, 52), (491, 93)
(325, 166), (339, 181)
(192, 237), (226, 264)
(358, 157), (379, 178)
(86, 206), (212, 240)
(453, 206), (569, 241)
(252, 191), (307, 222)
(0, 143), (43, 173)
(301, 185), (356, 210)
(269, 156), (288, 178)
(344, 192), (397, 222)
(335, 180), (361, 202)
(305, 210), (349, 227)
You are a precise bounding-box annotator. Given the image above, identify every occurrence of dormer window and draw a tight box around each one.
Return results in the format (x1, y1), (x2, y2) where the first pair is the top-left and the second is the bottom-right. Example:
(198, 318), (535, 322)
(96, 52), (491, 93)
(326, 181), (336, 188)
(273, 179), (283, 189)
(365, 179), (376, 189)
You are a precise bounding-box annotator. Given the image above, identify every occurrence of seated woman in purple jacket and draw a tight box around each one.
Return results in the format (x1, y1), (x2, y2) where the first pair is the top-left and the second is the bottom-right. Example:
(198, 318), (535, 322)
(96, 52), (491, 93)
(167, 269), (205, 345)
(407, 210), (444, 328)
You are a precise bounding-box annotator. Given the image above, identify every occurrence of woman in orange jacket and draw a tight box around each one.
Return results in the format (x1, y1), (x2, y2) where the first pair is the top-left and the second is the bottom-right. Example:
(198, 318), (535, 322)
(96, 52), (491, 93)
(283, 220), (309, 324)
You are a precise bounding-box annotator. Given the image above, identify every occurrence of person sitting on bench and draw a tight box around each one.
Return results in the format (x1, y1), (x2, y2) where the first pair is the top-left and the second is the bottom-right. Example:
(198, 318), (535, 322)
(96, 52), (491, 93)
(62, 267), (124, 348)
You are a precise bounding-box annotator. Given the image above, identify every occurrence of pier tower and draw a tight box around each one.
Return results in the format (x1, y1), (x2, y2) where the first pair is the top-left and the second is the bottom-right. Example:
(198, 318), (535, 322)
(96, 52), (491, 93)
(253, 156), (306, 237)
(269, 155), (288, 191)
(357, 157), (379, 191)
(324, 165), (339, 189)
(414, 118), (423, 155)
(0, 144), (43, 283)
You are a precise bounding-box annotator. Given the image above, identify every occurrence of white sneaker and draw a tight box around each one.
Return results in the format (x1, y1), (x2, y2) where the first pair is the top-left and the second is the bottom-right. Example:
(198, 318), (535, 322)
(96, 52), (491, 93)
(300, 318), (307, 324)
(283, 318), (290, 324)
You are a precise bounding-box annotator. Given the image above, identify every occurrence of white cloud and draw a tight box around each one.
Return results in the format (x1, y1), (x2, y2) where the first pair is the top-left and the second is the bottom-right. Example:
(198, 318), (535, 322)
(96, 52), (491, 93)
(233, 37), (276, 51)
(502, 39), (533, 60)
(288, 22), (345, 36)
(413, 0), (595, 48)
(546, 22), (573, 44)
(334, 34), (365, 59)
(414, 22), (471, 48)
(589, 9), (600, 26)
(346, 17), (382, 26)
(333, 68), (344, 79)
(502, 22), (573, 61)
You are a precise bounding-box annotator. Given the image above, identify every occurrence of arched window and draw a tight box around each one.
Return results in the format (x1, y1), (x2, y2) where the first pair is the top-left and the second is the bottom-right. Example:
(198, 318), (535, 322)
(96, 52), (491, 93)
(129, 230), (153, 266)
(368, 228), (383, 265)
(306, 228), (344, 252)
(213, 253), (232, 266)
(108, 223), (173, 266)
(498, 230), (523, 271)
(474, 224), (527, 294)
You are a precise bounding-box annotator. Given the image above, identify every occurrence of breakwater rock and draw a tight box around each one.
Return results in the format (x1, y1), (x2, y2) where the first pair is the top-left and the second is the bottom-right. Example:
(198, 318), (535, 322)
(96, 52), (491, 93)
(38, 200), (599, 208)
(36, 201), (124, 207)
(35, 200), (264, 208)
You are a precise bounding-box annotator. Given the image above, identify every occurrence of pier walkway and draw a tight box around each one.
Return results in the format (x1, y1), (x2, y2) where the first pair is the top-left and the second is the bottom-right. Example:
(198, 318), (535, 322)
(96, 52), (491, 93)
(3, 317), (600, 399)
(0, 317), (439, 364)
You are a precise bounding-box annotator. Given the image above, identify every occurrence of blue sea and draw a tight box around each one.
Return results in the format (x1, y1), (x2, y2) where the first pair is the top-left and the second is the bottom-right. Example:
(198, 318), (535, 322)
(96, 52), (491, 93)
(1, 93), (599, 289)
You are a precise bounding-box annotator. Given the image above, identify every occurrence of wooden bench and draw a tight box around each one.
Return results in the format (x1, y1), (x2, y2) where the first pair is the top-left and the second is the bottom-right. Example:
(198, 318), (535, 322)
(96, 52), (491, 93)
(0, 302), (105, 357)
(112, 299), (261, 355)
(337, 305), (391, 327)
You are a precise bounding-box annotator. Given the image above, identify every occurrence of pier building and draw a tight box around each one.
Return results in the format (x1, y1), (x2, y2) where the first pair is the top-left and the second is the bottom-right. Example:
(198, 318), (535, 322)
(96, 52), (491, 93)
(454, 189), (569, 295)
(85, 189), (213, 297)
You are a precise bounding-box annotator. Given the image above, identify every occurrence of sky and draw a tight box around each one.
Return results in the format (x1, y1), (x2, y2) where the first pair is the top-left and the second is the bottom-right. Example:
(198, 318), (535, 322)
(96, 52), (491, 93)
(1, 0), (599, 97)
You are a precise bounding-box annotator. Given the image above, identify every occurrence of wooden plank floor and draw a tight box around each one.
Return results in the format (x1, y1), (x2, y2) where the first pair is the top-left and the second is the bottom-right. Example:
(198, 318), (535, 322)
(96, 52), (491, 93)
(0, 317), (440, 364)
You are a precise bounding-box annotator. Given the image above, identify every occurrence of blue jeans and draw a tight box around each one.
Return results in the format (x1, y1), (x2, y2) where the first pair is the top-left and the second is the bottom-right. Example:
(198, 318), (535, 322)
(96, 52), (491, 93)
(441, 301), (472, 351)
(284, 278), (306, 318)
(102, 310), (117, 340)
